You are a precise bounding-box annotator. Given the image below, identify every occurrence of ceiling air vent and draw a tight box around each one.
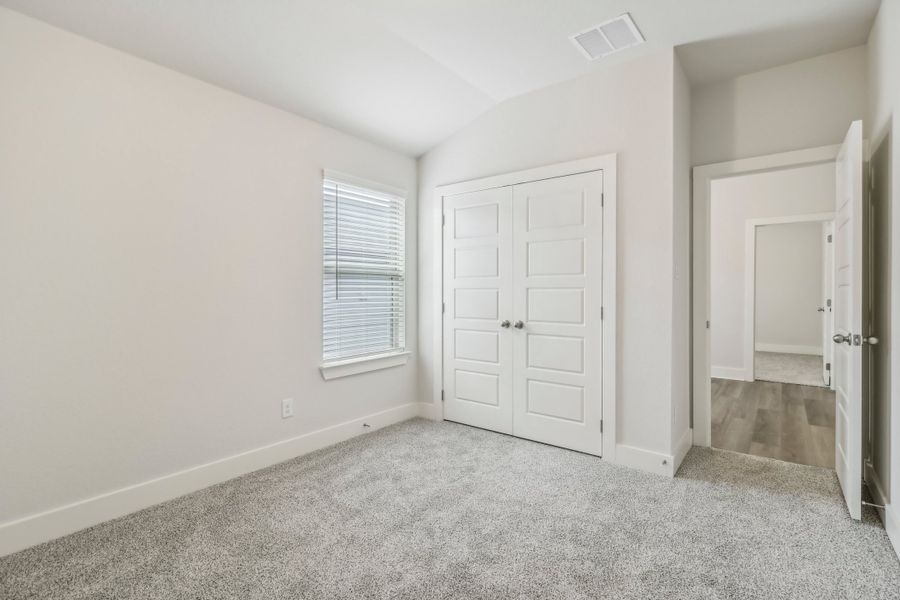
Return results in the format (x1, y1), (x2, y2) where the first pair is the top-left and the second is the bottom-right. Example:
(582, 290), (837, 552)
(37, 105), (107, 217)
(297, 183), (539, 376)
(570, 13), (645, 60)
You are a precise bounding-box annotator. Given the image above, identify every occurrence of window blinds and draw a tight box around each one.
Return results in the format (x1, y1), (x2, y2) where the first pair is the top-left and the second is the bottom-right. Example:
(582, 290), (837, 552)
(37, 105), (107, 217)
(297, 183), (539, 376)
(323, 173), (406, 363)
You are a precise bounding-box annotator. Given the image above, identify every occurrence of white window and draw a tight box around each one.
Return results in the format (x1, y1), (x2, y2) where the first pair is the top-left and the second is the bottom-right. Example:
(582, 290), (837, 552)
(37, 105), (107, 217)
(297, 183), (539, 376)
(321, 171), (407, 378)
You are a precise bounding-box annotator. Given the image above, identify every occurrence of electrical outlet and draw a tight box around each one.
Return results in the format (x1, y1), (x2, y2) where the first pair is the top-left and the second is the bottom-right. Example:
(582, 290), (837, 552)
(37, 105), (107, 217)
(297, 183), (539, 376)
(281, 398), (294, 419)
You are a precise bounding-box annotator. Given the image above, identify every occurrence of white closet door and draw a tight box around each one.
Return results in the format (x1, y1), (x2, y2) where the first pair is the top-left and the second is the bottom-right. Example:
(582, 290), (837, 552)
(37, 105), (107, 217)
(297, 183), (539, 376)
(442, 187), (514, 433)
(511, 171), (604, 455)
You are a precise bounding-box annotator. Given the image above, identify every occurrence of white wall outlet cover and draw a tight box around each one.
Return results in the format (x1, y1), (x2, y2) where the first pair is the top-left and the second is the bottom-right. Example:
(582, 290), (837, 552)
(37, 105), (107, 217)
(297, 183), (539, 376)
(281, 398), (294, 419)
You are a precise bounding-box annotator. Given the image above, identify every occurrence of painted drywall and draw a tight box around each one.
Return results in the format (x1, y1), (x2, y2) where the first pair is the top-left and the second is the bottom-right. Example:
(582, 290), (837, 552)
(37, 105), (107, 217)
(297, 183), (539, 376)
(672, 54), (692, 450)
(418, 50), (677, 457)
(0, 7), (418, 532)
(692, 45), (867, 166)
(754, 222), (824, 353)
(709, 163), (834, 377)
(866, 0), (899, 550)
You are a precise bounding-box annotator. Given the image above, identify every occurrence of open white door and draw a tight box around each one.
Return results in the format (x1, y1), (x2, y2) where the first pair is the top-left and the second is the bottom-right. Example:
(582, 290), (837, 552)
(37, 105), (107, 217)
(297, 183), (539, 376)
(832, 120), (864, 520)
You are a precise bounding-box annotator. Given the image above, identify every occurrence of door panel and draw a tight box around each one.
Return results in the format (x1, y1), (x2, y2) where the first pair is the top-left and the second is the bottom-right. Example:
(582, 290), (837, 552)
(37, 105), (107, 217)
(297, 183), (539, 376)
(833, 120), (863, 520)
(511, 172), (604, 455)
(443, 187), (513, 433)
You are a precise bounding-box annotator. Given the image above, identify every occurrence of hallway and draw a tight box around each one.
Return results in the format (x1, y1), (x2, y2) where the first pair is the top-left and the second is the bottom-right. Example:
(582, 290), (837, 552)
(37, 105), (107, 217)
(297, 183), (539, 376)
(711, 378), (835, 468)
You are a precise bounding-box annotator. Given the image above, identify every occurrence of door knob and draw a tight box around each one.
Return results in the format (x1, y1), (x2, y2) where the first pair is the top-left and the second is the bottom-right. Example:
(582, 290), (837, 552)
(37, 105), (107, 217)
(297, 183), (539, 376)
(863, 336), (879, 345)
(514, 320), (525, 329)
(500, 320), (511, 329)
(817, 307), (826, 312)
(832, 333), (851, 345)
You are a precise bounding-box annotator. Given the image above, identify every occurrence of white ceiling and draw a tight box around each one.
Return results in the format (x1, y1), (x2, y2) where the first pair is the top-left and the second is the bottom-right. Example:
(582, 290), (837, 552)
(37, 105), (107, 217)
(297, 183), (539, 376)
(0, 0), (880, 156)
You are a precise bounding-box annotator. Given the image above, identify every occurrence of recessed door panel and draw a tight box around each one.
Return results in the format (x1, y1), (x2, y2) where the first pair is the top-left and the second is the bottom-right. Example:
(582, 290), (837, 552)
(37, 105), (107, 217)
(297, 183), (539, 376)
(456, 370), (499, 406)
(528, 288), (584, 324)
(455, 246), (498, 278)
(455, 330), (499, 363)
(528, 191), (584, 230)
(455, 203), (499, 239)
(527, 334), (584, 373)
(527, 380), (584, 422)
(454, 288), (499, 320)
(528, 239), (584, 276)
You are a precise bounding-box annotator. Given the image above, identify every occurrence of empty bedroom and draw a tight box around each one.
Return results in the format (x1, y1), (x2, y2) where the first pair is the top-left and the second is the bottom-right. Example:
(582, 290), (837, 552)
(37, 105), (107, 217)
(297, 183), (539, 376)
(1, 1), (899, 598)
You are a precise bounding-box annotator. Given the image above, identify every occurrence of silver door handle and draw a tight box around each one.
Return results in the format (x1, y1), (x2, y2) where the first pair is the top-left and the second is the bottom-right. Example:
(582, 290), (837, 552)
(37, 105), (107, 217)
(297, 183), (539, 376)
(817, 307), (825, 312)
(500, 320), (511, 329)
(514, 320), (525, 329)
(833, 333), (851, 345)
(863, 336), (879, 345)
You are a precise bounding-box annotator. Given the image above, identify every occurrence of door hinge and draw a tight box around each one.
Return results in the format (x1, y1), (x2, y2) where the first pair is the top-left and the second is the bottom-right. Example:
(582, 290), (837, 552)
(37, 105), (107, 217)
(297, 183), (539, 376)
(827, 234), (833, 243)
(442, 214), (446, 226)
(826, 362), (831, 371)
(600, 306), (604, 320)
(599, 419), (603, 433)
(706, 320), (710, 329)
(442, 301), (446, 314)
(601, 192), (604, 207)
(441, 390), (445, 402)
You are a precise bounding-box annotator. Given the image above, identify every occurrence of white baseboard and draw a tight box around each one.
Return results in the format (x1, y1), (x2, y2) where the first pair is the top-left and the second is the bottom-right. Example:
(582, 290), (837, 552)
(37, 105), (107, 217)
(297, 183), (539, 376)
(0, 402), (424, 558)
(417, 401), (443, 420)
(866, 461), (900, 560)
(755, 343), (822, 355)
(711, 365), (750, 381)
(672, 428), (693, 475)
(614, 443), (677, 477)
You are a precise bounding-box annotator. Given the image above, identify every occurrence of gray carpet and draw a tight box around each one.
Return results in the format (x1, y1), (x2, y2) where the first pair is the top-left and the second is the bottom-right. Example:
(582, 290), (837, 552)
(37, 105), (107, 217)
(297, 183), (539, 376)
(755, 351), (827, 387)
(2, 419), (898, 600)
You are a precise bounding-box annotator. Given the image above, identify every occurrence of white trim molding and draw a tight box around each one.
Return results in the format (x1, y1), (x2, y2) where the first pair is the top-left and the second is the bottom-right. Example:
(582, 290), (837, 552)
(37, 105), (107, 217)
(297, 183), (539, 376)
(320, 351), (410, 380)
(711, 366), (752, 381)
(432, 154), (618, 462)
(615, 444), (677, 477)
(0, 402), (424, 558)
(692, 144), (840, 446)
(673, 428), (694, 475)
(866, 461), (900, 560)
(754, 343), (823, 355)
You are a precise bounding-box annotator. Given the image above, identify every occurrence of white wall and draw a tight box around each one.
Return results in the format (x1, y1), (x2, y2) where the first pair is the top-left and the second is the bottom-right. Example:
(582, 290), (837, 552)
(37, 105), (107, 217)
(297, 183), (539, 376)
(671, 55), (692, 453)
(866, 0), (900, 552)
(754, 222), (824, 354)
(0, 7), (418, 543)
(709, 163), (834, 378)
(418, 50), (678, 460)
(692, 46), (867, 166)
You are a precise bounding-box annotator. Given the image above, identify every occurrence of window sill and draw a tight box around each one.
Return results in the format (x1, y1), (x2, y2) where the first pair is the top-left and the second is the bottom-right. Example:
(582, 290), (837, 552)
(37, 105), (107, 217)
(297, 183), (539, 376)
(320, 351), (410, 380)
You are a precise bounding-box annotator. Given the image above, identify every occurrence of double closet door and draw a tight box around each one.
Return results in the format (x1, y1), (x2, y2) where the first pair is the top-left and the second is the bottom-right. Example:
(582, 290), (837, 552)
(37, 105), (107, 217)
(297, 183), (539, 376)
(442, 170), (604, 455)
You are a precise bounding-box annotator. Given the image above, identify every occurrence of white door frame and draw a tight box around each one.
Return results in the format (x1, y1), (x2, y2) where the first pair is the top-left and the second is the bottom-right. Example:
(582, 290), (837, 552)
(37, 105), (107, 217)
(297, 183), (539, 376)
(692, 144), (840, 446)
(743, 212), (835, 381)
(431, 155), (618, 460)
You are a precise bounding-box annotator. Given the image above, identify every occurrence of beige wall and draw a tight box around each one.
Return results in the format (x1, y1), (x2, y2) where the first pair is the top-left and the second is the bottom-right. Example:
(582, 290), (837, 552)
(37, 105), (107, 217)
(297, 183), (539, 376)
(692, 46), (867, 166)
(672, 54), (692, 451)
(0, 8), (418, 527)
(418, 50), (678, 456)
(866, 0), (899, 544)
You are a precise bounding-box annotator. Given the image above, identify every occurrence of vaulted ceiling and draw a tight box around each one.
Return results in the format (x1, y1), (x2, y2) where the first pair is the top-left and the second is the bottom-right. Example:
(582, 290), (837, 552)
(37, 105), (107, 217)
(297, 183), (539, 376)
(0, 0), (880, 156)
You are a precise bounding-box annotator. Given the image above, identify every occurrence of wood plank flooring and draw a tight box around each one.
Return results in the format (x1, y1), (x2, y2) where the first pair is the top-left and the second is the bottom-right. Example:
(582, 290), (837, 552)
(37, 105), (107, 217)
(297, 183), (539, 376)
(711, 378), (835, 468)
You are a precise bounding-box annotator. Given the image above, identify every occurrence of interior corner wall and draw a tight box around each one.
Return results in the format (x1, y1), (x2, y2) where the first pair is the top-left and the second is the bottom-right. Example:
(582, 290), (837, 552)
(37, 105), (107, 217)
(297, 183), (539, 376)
(691, 45), (867, 166)
(866, 0), (900, 552)
(417, 50), (677, 459)
(672, 52), (692, 452)
(0, 7), (418, 539)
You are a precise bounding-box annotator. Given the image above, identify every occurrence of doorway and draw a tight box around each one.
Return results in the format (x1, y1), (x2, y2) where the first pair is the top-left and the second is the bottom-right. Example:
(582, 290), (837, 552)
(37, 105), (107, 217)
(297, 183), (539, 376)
(695, 146), (841, 468)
